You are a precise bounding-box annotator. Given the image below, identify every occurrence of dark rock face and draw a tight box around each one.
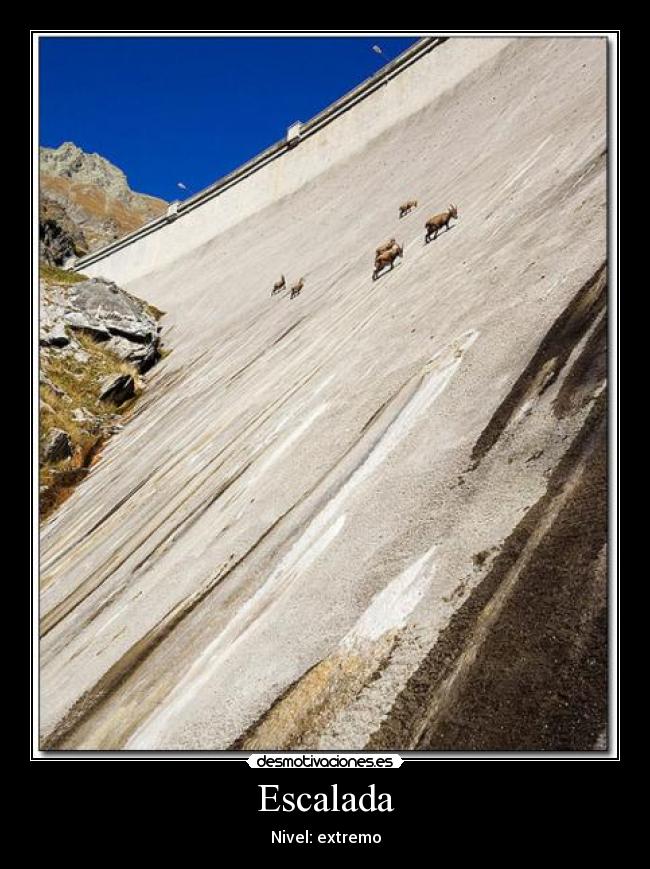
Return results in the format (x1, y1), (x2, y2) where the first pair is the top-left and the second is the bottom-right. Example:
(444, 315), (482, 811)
(43, 429), (73, 463)
(99, 374), (135, 405)
(39, 196), (88, 267)
(125, 343), (161, 374)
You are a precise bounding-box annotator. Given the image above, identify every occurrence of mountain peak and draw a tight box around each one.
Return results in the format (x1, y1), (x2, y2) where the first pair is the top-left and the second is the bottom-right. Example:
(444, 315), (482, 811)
(40, 142), (133, 200)
(39, 143), (167, 263)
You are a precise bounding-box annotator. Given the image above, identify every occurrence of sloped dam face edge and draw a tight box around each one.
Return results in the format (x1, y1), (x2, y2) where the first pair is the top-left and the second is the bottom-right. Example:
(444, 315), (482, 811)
(367, 270), (608, 752)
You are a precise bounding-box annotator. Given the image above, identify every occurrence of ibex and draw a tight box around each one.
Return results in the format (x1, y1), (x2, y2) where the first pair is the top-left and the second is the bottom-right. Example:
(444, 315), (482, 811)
(372, 243), (403, 281)
(290, 277), (305, 299)
(375, 238), (396, 259)
(425, 204), (458, 243)
(399, 200), (418, 218)
(271, 275), (286, 296)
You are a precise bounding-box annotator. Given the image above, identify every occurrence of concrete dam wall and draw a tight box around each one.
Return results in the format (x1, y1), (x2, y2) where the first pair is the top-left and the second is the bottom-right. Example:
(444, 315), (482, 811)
(75, 37), (503, 286)
(42, 37), (608, 751)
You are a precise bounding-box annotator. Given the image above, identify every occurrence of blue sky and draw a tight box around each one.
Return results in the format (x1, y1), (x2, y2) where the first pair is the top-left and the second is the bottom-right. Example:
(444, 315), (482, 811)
(39, 35), (418, 202)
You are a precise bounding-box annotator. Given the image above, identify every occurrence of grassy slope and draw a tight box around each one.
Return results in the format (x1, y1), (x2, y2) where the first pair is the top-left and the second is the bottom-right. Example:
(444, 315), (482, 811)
(39, 266), (142, 518)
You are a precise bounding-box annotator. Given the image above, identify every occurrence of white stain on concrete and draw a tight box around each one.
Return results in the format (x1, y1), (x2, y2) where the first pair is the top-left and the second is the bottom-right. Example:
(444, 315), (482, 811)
(234, 402), (329, 520)
(501, 135), (553, 194)
(127, 513), (347, 749)
(126, 330), (477, 748)
(342, 544), (438, 648)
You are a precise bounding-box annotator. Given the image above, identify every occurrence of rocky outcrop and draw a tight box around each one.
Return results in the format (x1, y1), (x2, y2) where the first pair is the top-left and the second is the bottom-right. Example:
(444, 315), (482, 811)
(42, 429), (73, 463)
(40, 142), (167, 258)
(99, 374), (135, 406)
(40, 276), (162, 373)
(39, 265), (165, 518)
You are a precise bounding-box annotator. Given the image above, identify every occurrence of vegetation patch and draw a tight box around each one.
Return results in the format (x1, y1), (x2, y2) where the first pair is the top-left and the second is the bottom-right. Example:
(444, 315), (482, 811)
(39, 263), (88, 286)
(40, 331), (141, 520)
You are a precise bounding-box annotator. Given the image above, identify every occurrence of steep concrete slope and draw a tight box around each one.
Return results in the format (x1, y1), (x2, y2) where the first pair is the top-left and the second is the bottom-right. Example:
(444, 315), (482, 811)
(40, 37), (607, 751)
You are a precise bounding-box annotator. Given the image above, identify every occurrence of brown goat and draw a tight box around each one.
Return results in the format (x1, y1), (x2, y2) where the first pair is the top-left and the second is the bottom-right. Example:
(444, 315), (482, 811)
(372, 243), (403, 281)
(289, 277), (305, 299)
(425, 204), (458, 243)
(375, 238), (396, 260)
(399, 200), (418, 218)
(271, 274), (286, 296)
